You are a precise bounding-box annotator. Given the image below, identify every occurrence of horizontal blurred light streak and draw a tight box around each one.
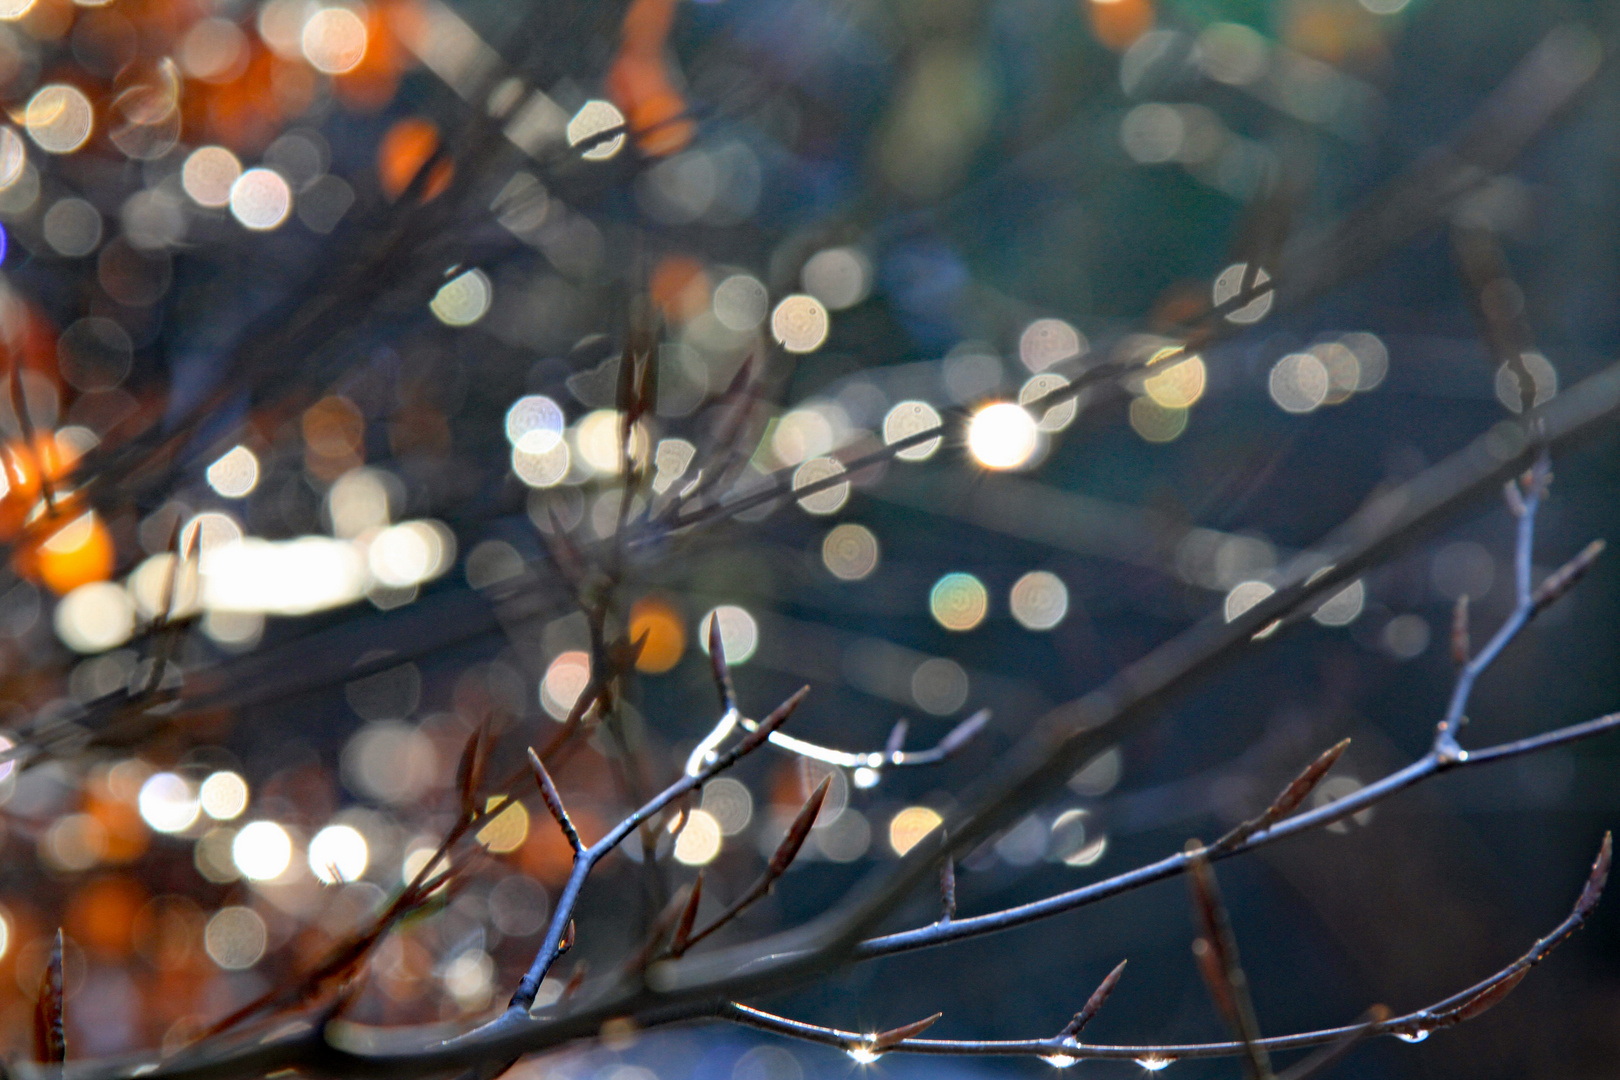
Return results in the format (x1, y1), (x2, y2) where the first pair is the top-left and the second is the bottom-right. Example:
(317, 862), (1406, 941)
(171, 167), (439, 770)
(874, 471), (1296, 594)
(169, 522), (455, 617)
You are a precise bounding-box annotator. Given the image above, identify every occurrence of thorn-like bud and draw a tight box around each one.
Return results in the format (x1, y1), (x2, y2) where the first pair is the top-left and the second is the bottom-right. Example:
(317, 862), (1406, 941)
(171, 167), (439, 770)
(679, 773), (828, 954)
(1061, 959), (1127, 1038)
(1532, 539), (1605, 613)
(616, 338), (640, 420)
(871, 1012), (941, 1050)
(455, 723), (488, 822)
(737, 686), (810, 757)
(1503, 477), (1528, 518)
(1450, 594), (1470, 667)
(528, 747), (583, 853)
(1214, 739), (1350, 852)
(1576, 831), (1612, 918)
(939, 845), (956, 923)
(1452, 968), (1529, 1022)
(618, 627), (652, 672)
(708, 615), (735, 712)
(771, 776), (831, 877)
(34, 928), (65, 1065)
(1186, 847), (1271, 1078)
(1268, 739), (1350, 821)
(560, 919), (577, 955)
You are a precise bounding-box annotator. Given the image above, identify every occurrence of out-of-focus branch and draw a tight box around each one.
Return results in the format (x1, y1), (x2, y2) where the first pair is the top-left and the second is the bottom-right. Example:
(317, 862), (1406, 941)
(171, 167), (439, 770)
(1187, 848), (1272, 1080)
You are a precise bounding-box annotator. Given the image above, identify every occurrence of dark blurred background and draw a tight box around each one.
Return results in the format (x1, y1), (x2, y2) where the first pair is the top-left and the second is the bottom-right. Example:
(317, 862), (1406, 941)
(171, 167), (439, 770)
(0, 0), (1614, 1078)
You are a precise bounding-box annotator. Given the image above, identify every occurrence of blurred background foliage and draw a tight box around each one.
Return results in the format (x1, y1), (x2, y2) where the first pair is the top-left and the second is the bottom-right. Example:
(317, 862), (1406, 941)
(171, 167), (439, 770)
(0, 0), (1611, 1077)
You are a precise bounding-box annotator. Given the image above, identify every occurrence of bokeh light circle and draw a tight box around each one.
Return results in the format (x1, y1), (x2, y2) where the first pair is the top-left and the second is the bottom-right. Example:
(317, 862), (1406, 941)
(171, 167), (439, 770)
(229, 168), (292, 230)
(770, 295), (831, 353)
(700, 605), (759, 665)
(930, 572), (989, 631)
(302, 7), (368, 74)
(1009, 571), (1069, 630)
(26, 85), (93, 154)
(883, 401), (943, 461)
(822, 523), (879, 581)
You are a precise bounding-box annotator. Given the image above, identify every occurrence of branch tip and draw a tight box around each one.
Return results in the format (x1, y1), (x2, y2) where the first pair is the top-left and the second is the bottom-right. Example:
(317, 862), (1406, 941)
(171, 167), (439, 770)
(885, 719), (908, 762)
(1577, 831), (1611, 917)
(1061, 958), (1127, 1038)
(528, 746), (583, 853)
(938, 709), (990, 757)
(1532, 538), (1605, 613)
(455, 722), (489, 823)
(738, 685), (810, 756)
(707, 616), (734, 711)
(772, 774), (831, 877)
(1450, 594), (1470, 666)
(1215, 739), (1350, 852)
(33, 928), (64, 1066)
(872, 1012), (942, 1051)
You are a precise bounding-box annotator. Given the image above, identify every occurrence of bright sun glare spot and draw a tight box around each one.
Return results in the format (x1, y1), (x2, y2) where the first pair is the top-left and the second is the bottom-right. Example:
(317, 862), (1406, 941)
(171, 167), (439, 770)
(308, 823), (368, 883)
(139, 772), (200, 834)
(232, 820), (293, 881)
(967, 402), (1038, 469)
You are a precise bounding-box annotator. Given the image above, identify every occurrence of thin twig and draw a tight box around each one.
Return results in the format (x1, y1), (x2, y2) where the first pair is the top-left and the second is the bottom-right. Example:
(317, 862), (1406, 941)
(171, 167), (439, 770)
(854, 708), (1620, 959)
(675, 776), (830, 956)
(505, 685), (810, 1014)
(718, 835), (1605, 1064)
